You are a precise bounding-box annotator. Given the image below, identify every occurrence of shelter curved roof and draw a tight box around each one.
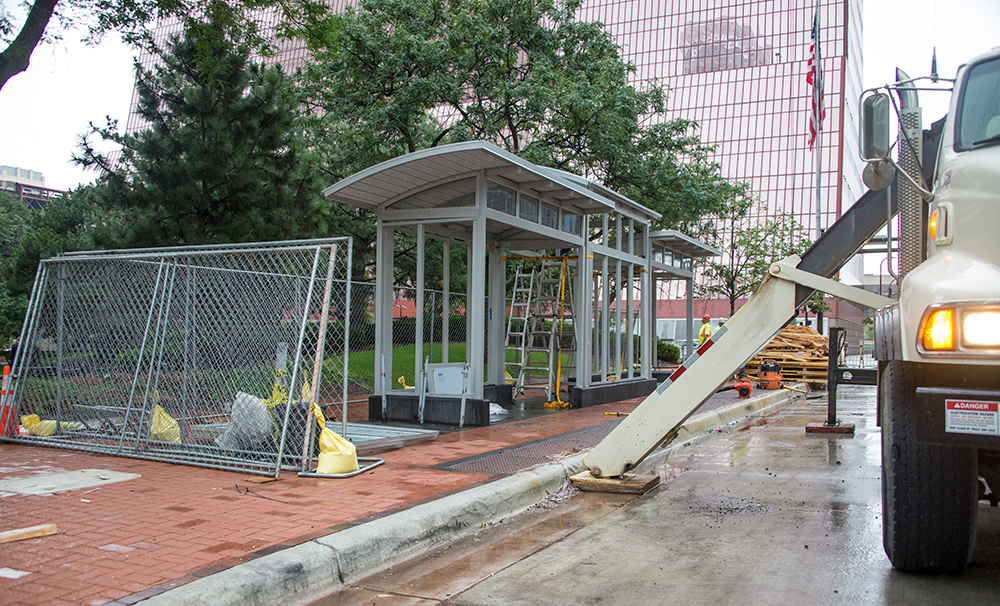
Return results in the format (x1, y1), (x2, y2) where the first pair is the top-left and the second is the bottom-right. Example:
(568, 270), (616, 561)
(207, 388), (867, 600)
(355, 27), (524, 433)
(322, 140), (660, 222)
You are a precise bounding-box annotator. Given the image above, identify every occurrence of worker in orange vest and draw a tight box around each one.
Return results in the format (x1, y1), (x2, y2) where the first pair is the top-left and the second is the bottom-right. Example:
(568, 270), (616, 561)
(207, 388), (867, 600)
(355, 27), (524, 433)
(699, 314), (713, 345)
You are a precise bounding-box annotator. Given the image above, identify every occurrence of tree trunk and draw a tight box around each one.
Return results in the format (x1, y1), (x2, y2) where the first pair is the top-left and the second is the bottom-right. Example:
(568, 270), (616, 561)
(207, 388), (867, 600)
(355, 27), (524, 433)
(0, 0), (59, 92)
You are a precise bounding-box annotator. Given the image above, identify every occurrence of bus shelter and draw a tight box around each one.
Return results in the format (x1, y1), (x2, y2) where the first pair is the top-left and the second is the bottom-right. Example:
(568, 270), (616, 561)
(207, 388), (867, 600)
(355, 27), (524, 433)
(323, 141), (671, 425)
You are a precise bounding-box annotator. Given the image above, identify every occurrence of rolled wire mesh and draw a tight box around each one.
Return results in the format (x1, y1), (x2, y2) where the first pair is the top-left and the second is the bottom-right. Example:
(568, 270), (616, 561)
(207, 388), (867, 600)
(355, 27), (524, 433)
(4, 239), (352, 477)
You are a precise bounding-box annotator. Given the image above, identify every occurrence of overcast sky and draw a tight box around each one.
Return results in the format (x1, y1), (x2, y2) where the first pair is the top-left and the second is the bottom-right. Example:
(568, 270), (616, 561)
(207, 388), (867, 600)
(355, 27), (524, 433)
(0, 0), (998, 191)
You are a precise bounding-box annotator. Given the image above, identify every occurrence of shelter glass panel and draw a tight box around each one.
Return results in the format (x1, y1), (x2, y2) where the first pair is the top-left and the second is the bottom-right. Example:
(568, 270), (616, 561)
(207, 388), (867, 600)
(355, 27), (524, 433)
(389, 177), (476, 210)
(519, 194), (539, 223)
(561, 211), (582, 236)
(541, 203), (559, 229)
(487, 181), (517, 216)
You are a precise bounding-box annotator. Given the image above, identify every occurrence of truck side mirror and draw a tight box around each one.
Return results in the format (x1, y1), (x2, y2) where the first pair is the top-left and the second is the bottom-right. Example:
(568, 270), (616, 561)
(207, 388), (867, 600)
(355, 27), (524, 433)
(861, 93), (891, 161)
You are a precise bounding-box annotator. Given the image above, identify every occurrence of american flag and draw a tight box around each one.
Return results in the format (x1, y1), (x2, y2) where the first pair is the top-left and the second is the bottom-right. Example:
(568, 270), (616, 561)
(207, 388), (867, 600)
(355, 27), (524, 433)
(806, 12), (825, 148)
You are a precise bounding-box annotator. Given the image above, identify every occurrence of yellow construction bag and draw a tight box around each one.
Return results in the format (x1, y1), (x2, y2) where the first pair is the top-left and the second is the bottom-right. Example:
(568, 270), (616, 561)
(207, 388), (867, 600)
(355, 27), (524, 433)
(150, 405), (181, 443)
(311, 403), (359, 474)
(20, 414), (81, 436)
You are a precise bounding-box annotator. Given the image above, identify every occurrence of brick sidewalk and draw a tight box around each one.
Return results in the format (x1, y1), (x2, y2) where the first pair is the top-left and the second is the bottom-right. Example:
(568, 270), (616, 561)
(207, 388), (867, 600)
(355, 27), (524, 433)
(0, 394), (679, 605)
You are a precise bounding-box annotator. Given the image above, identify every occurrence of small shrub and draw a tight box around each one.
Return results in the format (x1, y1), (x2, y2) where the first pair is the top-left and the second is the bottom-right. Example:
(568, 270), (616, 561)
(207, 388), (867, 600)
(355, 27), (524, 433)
(657, 340), (681, 364)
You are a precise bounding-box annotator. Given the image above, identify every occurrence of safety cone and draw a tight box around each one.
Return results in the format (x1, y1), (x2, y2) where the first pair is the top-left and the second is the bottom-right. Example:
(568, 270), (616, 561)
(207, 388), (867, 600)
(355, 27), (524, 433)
(0, 365), (11, 437)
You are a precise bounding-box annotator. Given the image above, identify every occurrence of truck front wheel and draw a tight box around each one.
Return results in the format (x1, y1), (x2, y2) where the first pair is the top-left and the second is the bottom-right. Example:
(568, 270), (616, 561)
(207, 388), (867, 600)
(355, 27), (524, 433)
(881, 359), (978, 572)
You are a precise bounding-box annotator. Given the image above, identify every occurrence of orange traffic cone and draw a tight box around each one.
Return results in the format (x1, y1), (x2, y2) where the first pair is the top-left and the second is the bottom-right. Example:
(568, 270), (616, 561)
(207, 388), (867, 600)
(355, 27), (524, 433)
(0, 366), (11, 437)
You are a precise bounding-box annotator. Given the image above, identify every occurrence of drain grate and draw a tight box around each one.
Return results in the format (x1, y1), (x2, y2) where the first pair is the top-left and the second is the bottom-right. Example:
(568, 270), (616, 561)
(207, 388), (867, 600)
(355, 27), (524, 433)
(440, 422), (618, 475)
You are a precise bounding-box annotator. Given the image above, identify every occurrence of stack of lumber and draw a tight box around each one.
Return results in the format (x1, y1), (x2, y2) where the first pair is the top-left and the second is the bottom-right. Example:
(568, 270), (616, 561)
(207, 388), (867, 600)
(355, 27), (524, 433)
(744, 324), (829, 383)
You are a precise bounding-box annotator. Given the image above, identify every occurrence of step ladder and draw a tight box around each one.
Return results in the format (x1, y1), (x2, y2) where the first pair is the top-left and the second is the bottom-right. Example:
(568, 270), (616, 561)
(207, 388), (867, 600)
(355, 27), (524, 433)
(518, 259), (575, 400)
(504, 268), (535, 393)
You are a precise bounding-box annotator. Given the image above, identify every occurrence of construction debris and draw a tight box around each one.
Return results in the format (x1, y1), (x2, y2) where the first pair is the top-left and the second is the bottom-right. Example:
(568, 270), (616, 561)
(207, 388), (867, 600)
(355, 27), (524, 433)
(744, 325), (829, 384)
(569, 471), (658, 494)
(0, 523), (58, 544)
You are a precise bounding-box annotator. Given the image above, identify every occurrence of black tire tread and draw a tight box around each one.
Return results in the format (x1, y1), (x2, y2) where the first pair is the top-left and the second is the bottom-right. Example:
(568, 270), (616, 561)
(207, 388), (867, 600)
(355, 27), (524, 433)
(881, 359), (978, 572)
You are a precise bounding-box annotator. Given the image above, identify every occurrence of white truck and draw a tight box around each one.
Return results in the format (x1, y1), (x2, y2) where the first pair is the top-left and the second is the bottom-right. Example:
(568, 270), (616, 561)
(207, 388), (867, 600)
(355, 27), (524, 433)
(575, 47), (1000, 574)
(867, 47), (1000, 572)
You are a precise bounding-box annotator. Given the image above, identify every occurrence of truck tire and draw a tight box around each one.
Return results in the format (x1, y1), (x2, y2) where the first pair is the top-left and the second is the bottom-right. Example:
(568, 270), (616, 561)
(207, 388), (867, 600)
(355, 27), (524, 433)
(881, 359), (978, 572)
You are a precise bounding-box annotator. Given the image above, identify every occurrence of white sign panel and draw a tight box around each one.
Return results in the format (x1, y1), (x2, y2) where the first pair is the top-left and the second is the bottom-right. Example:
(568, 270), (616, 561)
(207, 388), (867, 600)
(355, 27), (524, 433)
(430, 366), (466, 395)
(945, 399), (1000, 436)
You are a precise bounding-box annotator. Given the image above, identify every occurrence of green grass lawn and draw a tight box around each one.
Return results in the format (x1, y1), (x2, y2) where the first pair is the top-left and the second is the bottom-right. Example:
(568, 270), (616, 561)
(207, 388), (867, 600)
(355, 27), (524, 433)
(325, 342), (574, 388)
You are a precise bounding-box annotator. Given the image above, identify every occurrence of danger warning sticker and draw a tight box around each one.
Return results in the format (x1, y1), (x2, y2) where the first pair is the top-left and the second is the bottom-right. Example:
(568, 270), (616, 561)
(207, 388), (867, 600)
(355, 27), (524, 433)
(946, 399), (1000, 436)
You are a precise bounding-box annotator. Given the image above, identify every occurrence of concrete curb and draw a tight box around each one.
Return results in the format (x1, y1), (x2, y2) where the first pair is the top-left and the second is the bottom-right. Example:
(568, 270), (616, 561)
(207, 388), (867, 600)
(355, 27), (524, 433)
(314, 457), (585, 583)
(137, 388), (802, 605)
(139, 454), (586, 606)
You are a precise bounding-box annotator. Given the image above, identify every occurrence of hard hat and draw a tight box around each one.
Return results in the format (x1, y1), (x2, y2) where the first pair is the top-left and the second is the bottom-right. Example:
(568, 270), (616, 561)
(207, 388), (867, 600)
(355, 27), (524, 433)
(702, 314), (711, 320)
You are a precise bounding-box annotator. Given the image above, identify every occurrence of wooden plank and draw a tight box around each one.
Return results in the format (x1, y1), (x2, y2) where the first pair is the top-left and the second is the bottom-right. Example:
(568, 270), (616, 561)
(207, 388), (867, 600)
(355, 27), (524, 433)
(0, 523), (58, 544)
(570, 471), (659, 494)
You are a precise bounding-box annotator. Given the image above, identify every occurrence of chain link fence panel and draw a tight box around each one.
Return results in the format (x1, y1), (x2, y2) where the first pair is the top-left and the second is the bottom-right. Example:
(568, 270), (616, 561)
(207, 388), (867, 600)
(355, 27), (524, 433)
(4, 239), (353, 477)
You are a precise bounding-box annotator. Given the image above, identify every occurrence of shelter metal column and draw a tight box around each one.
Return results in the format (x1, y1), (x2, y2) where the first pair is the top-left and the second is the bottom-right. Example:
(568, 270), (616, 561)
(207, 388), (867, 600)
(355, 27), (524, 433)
(685, 277), (694, 360)
(625, 218), (635, 379)
(614, 214), (623, 379)
(640, 224), (651, 377)
(415, 224), (425, 383)
(375, 222), (395, 396)
(577, 250), (593, 388)
(442, 242), (450, 362)
(625, 262), (634, 379)
(601, 215), (610, 382)
(468, 172), (487, 398)
(487, 248), (505, 386)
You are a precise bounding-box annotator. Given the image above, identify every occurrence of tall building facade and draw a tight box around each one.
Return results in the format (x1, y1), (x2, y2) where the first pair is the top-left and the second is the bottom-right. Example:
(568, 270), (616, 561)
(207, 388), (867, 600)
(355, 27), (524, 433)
(578, 0), (864, 276)
(576, 0), (866, 336)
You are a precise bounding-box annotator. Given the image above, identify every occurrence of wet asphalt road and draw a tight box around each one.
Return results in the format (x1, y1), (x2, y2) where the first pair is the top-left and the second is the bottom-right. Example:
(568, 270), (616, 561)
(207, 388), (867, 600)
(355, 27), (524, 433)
(308, 385), (1000, 606)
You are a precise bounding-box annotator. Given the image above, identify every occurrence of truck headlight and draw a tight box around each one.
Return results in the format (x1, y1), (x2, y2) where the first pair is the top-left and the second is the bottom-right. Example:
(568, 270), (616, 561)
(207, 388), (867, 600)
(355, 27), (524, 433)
(964, 311), (1000, 347)
(918, 303), (1000, 354)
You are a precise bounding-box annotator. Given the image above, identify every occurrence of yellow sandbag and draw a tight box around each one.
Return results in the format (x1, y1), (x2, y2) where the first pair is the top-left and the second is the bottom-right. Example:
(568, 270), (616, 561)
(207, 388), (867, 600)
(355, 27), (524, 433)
(151, 404), (181, 443)
(20, 414), (80, 436)
(311, 403), (359, 474)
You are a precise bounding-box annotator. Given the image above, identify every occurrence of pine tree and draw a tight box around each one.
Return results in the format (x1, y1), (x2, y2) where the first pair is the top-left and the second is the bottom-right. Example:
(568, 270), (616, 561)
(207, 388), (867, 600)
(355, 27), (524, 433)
(76, 20), (328, 247)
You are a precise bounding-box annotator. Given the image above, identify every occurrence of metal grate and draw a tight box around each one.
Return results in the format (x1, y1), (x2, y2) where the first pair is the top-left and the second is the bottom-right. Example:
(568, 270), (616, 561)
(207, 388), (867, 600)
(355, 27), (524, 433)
(4, 239), (353, 477)
(441, 422), (618, 475)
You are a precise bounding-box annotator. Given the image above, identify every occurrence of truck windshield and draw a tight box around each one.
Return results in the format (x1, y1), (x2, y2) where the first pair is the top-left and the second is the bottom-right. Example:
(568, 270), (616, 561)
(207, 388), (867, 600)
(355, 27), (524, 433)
(957, 56), (1000, 151)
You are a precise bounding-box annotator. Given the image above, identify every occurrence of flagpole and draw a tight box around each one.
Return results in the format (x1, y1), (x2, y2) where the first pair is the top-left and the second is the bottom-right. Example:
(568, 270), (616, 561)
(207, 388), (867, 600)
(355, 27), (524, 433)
(813, 0), (822, 241)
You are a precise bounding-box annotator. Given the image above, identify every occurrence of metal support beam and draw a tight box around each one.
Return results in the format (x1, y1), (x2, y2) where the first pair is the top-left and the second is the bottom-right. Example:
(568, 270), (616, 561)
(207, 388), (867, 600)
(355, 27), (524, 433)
(583, 255), (894, 478)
